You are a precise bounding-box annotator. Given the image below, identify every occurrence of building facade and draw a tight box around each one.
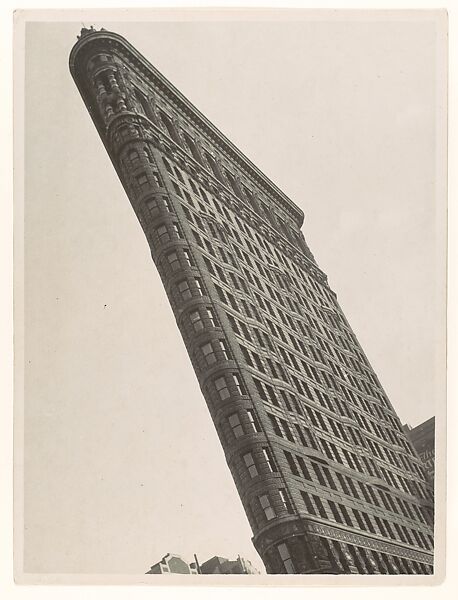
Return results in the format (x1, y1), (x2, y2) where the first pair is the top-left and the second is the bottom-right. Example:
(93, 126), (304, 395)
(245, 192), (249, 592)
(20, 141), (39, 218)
(146, 553), (199, 575)
(404, 418), (435, 483)
(199, 555), (260, 574)
(70, 28), (435, 575)
(146, 553), (259, 575)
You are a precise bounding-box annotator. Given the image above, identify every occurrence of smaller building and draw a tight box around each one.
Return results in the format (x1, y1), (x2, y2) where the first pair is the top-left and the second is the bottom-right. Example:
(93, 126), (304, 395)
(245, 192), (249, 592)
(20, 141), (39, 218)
(146, 553), (198, 575)
(403, 417), (435, 481)
(200, 555), (260, 574)
(146, 553), (259, 574)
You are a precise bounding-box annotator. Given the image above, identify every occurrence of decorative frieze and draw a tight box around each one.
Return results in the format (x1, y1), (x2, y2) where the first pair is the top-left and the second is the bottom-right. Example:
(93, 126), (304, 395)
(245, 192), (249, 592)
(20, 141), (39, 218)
(306, 521), (434, 565)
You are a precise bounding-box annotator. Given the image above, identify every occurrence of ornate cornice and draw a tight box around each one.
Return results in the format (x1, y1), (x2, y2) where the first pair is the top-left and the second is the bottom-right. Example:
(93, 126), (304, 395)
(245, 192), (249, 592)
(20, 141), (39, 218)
(69, 29), (305, 228)
(306, 520), (434, 565)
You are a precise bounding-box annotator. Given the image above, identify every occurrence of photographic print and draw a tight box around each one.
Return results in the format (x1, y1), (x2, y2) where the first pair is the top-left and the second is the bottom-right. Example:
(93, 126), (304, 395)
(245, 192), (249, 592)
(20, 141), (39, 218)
(14, 9), (447, 584)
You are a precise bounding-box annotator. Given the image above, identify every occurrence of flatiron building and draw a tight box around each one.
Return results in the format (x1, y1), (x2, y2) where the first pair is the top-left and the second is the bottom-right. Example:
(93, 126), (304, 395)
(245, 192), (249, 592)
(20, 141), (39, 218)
(70, 28), (434, 574)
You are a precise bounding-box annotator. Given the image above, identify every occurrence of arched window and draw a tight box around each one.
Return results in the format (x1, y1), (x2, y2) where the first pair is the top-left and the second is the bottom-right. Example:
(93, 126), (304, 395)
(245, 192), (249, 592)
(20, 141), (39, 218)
(224, 169), (242, 197)
(159, 110), (181, 145)
(204, 151), (224, 182)
(182, 131), (203, 164)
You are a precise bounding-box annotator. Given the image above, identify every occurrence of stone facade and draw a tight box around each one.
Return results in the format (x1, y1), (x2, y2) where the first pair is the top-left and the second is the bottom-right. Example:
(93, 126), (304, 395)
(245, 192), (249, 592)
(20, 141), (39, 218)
(404, 418), (435, 483)
(70, 28), (435, 575)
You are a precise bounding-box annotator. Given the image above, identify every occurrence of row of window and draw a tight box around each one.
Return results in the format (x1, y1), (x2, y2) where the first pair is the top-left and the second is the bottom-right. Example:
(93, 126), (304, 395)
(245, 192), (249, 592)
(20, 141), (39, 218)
(176, 186), (389, 431)
(211, 372), (244, 402)
(160, 127), (419, 471)
(282, 448), (430, 532)
(147, 151), (429, 511)
(299, 486), (432, 550)
(318, 435), (379, 479)
(227, 409), (261, 438)
(168, 161), (318, 298)
(198, 338), (230, 367)
(251, 487), (294, 525)
(210, 269), (426, 494)
(131, 150), (318, 344)
(158, 130), (301, 254)
(267, 528), (432, 574)
(135, 169), (163, 193)
(122, 101), (432, 524)
(322, 537), (433, 575)
(251, 375), (370, 478)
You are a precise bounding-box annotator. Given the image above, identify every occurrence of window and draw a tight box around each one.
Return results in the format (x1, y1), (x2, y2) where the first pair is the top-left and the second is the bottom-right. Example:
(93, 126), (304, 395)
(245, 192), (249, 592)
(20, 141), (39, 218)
(136, 172), (149, 190)
(205, 151), (223, 181)
(277, 543), (295, 574)
(146, 197), (160, 216)
(265, 384), (278, 406)
(206, 308), (216, 327)
(224, 169), (241, 197)
(219, 339), (230, 361)
(228, 413), (244, 438)
(363, 512), (376, 534)
(240, 345), (253, 367)
(153, 171), (163, 188)
(243, 452), (258, 478)
(166, 251), (180, 271)
(172, 223), (183, 239)
(259, 494), (275, 520)
(254, 378), (267, 401)
(313, 495), (328, 519)
(214, 376), (230, 401)
(312, 463), (326, 486)
(194, 278), (204, 296)
(163, 157), (173, 174)
(160, 110), (181, 144)
(280, 419), (295, 443)
(268, 414), (282, 437)
(328, 500), (343, 524)
(352, 509), (366, 531)
(172, 181), (183, 198)
(183, 249), (193, 267)
(182, 131), (202, 163)
(295, 425), (308, 447)
(174, 166), (185, 184)
(189, 179), (199, 195)
(128, 148), (140, 165)
(201, 342), (216, 365)
(156, 224), (170, 244)
(279, 489), (293, 514)
(189, 310), (204, 332)
(177, 280), (192, 301)
(147, 196), (172, 217)
(284, 451), (299, 476)
(134, 89), (152, 119)
(297, 456), (312, 481)
(247, 409), (261, 433)
(339, 504), (353, 527)
(263, 447), (277, 472)
(323, 467), (337, 491)
(337, 473), (350, 495)
(233, 373), (243, 395)
(301, 491), (316, 515)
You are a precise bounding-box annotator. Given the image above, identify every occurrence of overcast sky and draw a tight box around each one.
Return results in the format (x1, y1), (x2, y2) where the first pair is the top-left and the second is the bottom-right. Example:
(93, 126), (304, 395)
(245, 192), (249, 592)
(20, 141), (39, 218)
(22, 14), (445, 575)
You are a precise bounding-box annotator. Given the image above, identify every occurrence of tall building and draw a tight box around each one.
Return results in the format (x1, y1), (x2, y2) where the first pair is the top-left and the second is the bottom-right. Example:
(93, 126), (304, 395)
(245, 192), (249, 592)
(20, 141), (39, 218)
(70, 28), (435, 575)
(403, 418), (435, 483)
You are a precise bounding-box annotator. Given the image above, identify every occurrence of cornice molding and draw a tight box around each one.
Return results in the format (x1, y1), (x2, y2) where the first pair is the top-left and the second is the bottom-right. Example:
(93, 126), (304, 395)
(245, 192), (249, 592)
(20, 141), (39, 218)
(69, 29), (305, 228)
